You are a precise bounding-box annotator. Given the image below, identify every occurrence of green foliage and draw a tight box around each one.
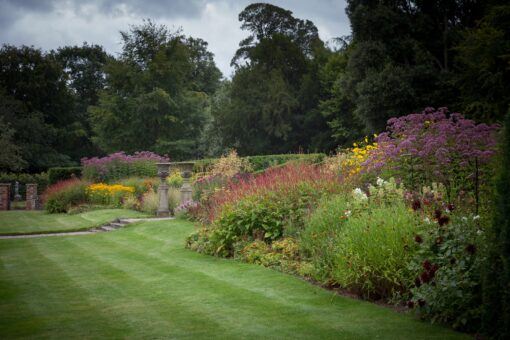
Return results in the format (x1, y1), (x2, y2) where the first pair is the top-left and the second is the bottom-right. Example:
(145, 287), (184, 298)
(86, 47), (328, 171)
(302, 180), (421, 300)
(0, 172), (49, 199)
(0, 47), (74, 171)
(192, 153), (325, 173)
(45, 181), (89, 213)
(409, 215), (487, 331)
(89, 20), (221, 160)
(482, 110), (510, 338)
(454, 5), (510, 122)
(212, 3), (333, 155)
(0, 117), (27, 172)
(48, 167), (82, 184)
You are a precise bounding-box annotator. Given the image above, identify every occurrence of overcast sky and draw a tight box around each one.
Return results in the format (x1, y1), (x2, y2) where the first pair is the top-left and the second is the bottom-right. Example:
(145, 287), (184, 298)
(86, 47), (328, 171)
(0, 0), (350, 77)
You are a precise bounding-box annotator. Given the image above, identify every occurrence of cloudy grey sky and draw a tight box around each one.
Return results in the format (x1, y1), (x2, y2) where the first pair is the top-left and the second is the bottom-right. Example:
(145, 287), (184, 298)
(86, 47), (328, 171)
(0, 0), (350, 77)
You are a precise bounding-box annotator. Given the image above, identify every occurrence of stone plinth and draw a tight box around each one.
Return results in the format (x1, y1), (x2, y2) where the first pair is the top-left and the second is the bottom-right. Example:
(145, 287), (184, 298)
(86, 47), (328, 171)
(0, 183), (11, 210)
(26, 184), (39, 210)
(156, 163), (171, 217)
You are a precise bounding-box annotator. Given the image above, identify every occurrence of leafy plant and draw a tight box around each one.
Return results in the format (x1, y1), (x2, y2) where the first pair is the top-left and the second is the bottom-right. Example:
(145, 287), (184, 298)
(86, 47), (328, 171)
(409, 214), (487, 332)
(43, 178), (90, 213)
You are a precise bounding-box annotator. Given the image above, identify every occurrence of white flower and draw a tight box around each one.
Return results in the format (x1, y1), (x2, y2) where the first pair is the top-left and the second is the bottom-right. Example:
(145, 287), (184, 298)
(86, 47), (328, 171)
(423, 217), (431, 224)
(376, 177), (386, 186)
(476, 229), (483, 236)
(344, 210), (352, 217)
(473, 215), (480, 220)
(461, 216), (468, 222)
(352, 188), (368, 201)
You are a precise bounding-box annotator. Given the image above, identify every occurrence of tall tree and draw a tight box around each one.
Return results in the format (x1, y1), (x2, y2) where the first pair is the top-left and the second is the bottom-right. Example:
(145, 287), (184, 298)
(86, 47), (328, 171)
(89, 20), (221, 160)
(0, 45), (75, 170)
(343, 0), (489, 134)
(53, 43), (111, 160)
(214, 3), (332, 155)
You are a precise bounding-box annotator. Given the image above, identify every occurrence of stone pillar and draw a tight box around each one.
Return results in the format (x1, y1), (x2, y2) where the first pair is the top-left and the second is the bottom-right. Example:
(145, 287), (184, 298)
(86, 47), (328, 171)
(0, 183), (11, 210)
(26, 183), (39, 210)
(180, 169), (193, 203)
(156, 163), (170, 217)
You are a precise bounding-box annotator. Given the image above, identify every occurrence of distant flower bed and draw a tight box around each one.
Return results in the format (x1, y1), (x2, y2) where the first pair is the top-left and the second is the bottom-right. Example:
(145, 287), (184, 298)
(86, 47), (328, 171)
(82, 151), (169, 182)
(87, 183), (135, 206)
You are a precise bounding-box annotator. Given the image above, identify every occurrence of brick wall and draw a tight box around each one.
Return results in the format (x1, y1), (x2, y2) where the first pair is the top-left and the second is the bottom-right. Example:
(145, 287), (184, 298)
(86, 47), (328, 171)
(0, 183), (11, 210)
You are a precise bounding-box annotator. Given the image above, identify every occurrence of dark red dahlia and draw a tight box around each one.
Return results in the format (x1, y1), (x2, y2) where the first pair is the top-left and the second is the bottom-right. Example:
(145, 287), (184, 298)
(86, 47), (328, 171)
(422, 260), (432, 271)
(407, 301), (415, 308)
(434, 209), (442, 219)
(414, 277), (422, 287)
(438, 215), (450, 226)
(420, 271), (431, 283)
(415, 235), (423, 243)
(412, 199), (421, 211)
(447, 203), (455, 211)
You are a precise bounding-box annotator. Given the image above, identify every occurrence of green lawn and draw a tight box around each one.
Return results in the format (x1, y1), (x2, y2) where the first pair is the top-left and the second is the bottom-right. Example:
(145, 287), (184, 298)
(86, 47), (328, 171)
(0, 209), (147, 235)
(0, 217), (467, 339)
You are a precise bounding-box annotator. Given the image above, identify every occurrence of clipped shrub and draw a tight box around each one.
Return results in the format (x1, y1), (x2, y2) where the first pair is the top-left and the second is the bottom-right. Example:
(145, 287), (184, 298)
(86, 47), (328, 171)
(192, 153), (326, 173)
(48, 167), (82, 185)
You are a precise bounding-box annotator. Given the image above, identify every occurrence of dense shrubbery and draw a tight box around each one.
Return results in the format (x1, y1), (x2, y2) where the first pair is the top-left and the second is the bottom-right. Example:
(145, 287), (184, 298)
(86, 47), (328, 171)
(186, 163), (344, 255)
(184, 109), (502, 335)
(47, 167), (82, 184)
(409, 213), (486, 331)
(302, 178), (422, 299)
(81, 151), (169, 182)
(42, 178), (90, 213)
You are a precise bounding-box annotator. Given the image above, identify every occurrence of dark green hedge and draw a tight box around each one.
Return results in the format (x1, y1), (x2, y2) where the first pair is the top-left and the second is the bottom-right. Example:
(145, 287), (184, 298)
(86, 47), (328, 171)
(0, 172), (49, 199)
(48, 167), (82, 185)
(192, 153), (326, 173)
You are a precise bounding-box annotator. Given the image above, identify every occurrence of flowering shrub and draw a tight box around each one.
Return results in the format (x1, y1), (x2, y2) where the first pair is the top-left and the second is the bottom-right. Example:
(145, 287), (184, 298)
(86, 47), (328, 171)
(339, 136), (379, 176)
(302, 178), (422, 300)
(408, 212), (487, 331)
(174, 199), (199, 219)
(167, 171), (183, 188)
(186, 163), (345, 256)
(203, 163), (341, 223)
(81, 151), (169, 182)
(365, 108), (499, 205)
(211, 149), (252, 177)
(42, 178), (90, 213)
(86, 183), (134, 207)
